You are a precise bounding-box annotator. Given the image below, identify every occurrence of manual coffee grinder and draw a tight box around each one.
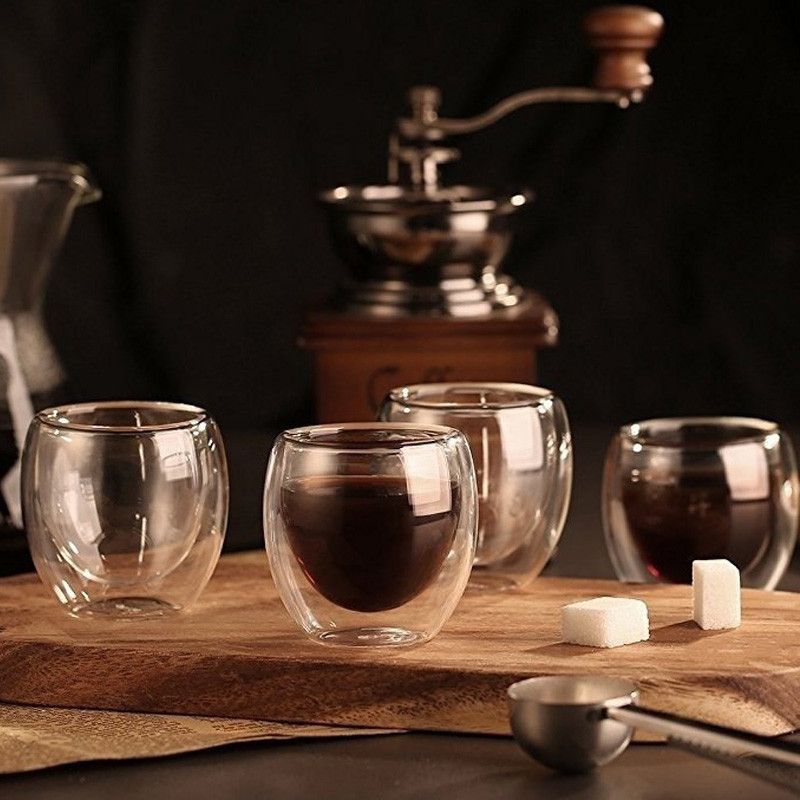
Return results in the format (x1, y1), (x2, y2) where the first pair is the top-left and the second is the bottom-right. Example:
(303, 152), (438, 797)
(302, 6), (663, 422)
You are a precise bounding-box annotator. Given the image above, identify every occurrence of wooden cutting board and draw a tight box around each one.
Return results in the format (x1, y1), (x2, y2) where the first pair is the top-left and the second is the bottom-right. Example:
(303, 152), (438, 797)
(1, 551), (799, 737)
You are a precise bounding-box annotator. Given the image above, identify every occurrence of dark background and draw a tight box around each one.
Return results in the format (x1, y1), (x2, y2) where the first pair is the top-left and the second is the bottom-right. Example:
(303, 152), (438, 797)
(0, 0), (798, 431)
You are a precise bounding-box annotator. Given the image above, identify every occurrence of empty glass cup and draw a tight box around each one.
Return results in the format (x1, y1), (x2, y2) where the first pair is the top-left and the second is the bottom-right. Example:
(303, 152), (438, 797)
(263, 423), (477, 647)
(379, 383), (572, 590)
(603, 417), (799, 588)
(22, 401), (228, 617)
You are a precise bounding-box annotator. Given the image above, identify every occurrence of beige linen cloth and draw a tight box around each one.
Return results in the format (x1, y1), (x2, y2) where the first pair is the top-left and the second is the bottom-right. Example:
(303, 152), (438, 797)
(0, 701), (397, 774)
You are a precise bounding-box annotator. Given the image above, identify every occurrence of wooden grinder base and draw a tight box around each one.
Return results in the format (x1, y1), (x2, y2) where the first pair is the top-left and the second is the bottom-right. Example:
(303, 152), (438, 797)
(299, 291), (558, 422)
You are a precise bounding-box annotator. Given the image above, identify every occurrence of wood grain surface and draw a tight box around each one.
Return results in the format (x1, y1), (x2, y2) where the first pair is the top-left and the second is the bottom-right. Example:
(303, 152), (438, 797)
(1, 551), (799, 736)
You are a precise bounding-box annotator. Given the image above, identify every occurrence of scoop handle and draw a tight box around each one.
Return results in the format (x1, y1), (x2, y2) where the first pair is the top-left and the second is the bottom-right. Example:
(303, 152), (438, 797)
(607, 705), (800, 790)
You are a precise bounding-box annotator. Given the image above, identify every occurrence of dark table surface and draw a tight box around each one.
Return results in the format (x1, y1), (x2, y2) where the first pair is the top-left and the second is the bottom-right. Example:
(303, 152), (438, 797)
(2, 424), (799, 799)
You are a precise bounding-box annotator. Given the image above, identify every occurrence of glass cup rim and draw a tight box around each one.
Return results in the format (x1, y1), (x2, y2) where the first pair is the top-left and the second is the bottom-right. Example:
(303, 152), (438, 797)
(386, 382), (555, 411)
(620, 415), (780, 450)
(34, 400), (209, 433)
(281, 421), (462, 449)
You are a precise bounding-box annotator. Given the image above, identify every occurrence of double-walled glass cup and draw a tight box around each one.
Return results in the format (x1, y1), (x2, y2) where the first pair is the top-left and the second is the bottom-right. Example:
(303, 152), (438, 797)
(380, 383), (572, 590)
(263, 423), (477, 647)
(603, 417), (799, 588)
(22, 401), (229, 617)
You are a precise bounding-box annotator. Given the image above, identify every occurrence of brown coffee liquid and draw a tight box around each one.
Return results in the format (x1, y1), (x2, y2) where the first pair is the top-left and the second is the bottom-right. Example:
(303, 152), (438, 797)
(281, 475), (459, 612)
(621, 471), (774, 584)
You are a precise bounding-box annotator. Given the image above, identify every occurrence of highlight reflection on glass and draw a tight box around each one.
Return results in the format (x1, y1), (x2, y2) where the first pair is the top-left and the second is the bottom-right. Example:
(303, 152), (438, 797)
(22, 401), (228, 617)
(263, 423), (477, 647)
(602, 417), (799, 588)
(380, 383), (572, 591)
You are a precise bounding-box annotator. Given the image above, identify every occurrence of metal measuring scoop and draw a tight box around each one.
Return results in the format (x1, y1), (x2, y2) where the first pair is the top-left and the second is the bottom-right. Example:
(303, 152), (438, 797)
(508, 675), (800, 790)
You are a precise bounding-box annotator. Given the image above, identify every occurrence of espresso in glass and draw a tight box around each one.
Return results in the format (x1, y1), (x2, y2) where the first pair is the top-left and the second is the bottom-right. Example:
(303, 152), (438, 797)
(264, 423), (477, 647)
(603, 417), (799, 589)
(281, 475), (459, 612)
(620, 468), (776, 584)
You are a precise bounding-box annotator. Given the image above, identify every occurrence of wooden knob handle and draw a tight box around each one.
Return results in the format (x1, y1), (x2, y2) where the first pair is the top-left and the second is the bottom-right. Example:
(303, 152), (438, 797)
(583, 6), (664, 92)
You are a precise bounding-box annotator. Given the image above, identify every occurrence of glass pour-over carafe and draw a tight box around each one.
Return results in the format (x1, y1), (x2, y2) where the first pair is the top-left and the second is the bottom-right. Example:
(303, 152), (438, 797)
(0, 159), (100, 541)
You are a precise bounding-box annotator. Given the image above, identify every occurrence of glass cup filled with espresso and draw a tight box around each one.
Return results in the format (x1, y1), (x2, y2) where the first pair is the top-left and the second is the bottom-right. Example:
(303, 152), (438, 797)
(379, 383), (572, 590)
(603, 417), (799, 588)
(263, 423), (477, 647)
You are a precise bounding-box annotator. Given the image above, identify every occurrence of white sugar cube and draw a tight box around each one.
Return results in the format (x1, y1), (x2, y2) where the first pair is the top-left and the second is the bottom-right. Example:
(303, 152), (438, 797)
(562, 596), (649, 648)
(693, 559), (741, 630)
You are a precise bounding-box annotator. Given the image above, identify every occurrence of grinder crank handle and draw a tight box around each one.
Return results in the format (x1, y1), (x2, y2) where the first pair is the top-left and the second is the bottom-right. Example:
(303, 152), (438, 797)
(583, 5), (664, 94)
